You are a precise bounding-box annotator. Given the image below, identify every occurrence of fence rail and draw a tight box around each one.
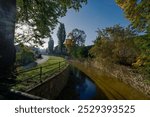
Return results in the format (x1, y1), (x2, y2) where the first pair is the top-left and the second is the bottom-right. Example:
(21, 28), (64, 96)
(9, 60), (68, 91)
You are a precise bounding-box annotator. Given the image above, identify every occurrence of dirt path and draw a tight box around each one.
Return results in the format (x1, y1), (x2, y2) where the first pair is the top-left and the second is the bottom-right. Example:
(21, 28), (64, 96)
(36, 55), (49, 65)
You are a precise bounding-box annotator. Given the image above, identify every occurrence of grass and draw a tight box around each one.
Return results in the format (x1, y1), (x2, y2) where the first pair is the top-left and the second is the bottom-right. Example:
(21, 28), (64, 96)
(12, 56), (66, 91)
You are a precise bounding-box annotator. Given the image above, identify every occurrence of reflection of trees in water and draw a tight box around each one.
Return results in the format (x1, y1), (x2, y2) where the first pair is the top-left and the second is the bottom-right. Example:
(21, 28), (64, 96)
(57, 66), (87, 100)
(57, 66), (108, 100)
(73, 68), (88, 96)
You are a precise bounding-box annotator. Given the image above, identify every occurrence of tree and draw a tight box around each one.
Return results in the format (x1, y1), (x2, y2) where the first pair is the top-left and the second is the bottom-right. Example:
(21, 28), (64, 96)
(16, 0), (87, 42)
(57, 23), (66, 54)
(90, 25), (138, 65)
(48, 37), (54, 55)
(115, 0), (150, 32)
(16, 44), (35, 66)
(0, 0), (87, 82)
(64, 39), (75, 54)
(71, 46), (92, 59)
(66, 29), (86, 57)
(68, 28), (86, 46)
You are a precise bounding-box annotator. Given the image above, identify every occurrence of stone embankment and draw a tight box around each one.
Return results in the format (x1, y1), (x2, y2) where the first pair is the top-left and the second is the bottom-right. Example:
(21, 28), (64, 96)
(83, 60), (150, 97)
(26, 65), (69, 99)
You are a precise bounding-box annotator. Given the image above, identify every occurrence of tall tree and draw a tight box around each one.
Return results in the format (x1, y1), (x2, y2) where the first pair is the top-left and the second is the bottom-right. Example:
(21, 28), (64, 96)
(0, 0), (87, 82)
(90, 25), (137, 65)
(115, 0), (150, 32)
(57, 23), (66, 54)
(15, 0), (87, 45)
(68, 28), (86, 46)
(48, 37), (54, 55)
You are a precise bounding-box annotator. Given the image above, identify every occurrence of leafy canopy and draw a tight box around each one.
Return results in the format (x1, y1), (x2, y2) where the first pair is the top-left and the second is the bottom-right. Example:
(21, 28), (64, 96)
(48, 37), (54, 54)
(90, 25), (138, 65)
(16, 0), (87, 45)
(67, 28), (86, 46)
(57, 23), (66, 53)
(115, 0), (150, 33)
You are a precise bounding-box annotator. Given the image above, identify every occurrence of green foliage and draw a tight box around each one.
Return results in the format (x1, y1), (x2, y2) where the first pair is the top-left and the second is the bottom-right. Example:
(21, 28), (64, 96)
(71, 46), (92, 59)
(112, 38), (138, 65)
(68, 28), (86, 46)
(16, 0), (87, 45)
(90, 38), (114, 60)
(16, 44), (35, 66)
(70, 47), (80, 58)
(14, 56), (65, 91)
(65, 28), (87, 56)
(133, 35), (150, 67)
(133, 35), (150, 79)
(48, 37), (54, 54)
(57, 23), (66, 54)
(90, 25), (138, 66)
(115, 0), (150, 32)
(91, 24), (150, 81)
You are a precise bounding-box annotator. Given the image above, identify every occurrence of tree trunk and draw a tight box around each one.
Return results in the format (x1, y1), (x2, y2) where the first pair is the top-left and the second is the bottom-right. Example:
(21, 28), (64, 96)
(0, 0), (16, 85)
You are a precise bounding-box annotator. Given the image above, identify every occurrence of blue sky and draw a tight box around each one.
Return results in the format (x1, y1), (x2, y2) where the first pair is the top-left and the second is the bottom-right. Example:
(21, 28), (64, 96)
(43, 0), (130, 48)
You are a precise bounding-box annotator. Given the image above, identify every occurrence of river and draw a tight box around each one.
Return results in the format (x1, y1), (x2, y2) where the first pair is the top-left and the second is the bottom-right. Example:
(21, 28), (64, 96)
(57, 64), (149, 100)
(57, 66), (108, 100)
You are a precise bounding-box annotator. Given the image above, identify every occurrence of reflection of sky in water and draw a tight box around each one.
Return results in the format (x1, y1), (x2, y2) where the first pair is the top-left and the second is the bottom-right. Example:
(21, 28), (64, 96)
(57, 65), (147, 100)
(76, 78), (96, 100)
(56, 66), (106, 100)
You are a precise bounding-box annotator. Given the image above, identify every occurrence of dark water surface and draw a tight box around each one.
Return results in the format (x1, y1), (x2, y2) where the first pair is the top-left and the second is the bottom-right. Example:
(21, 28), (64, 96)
(57, 66), (108, 100)
(57, 63), (149, 100)
(70, 62), (149, 100)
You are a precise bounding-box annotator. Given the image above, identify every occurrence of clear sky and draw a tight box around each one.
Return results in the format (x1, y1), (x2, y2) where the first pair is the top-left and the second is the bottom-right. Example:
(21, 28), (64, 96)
(42, 0), (130, 48)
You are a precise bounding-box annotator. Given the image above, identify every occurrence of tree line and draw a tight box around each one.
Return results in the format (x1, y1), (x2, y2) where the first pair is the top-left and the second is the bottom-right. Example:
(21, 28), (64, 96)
(0, 0), (87, 86)
(0, 0), (149, 86)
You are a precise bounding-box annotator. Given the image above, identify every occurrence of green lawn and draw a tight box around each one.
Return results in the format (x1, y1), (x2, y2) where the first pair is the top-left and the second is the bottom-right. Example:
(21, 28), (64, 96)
(12, 56), (66, 91)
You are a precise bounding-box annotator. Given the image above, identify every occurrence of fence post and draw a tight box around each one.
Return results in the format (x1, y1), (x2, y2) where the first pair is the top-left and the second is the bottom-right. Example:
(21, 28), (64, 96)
(64, 61), (66, 67)
(40, 67), (42, 83)
(59, 62), (60, 71)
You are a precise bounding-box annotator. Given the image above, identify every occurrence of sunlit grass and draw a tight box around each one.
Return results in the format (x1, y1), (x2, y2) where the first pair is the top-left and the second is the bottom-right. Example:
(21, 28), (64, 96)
(13, 56), (66, 91)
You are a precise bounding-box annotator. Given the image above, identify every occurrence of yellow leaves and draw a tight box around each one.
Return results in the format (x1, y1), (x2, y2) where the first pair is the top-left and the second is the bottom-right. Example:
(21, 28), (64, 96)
(115, 0), (149, 32)
(64, 39), (74, 46)
(133, 55), (150, 68)
(64, 39), (75, 53)
(132, 58), (143, 68)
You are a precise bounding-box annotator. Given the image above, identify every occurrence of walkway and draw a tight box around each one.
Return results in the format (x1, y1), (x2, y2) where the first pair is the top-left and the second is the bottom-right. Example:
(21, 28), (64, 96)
(36, 55), (49, 65)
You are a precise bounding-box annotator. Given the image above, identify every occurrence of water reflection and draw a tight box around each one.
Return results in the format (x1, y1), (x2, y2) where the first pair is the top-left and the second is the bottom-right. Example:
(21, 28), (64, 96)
(57, 66), (108, 100)
(71, 62), (150, 100)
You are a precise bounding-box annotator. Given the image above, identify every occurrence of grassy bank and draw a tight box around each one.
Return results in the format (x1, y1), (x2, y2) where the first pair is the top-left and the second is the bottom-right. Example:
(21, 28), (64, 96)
(13, 56), (66, 91)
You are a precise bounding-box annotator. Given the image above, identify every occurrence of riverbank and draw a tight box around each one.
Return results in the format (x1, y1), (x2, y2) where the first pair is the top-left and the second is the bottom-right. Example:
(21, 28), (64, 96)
(70, 60), (150, 99)
(13, 56), (65, 91)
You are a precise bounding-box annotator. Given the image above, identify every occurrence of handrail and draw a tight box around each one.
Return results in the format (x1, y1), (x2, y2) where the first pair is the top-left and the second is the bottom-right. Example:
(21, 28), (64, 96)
(18, 60), (66, 81)
(0, 60), (68, 91)
(17, 61), (65, 74)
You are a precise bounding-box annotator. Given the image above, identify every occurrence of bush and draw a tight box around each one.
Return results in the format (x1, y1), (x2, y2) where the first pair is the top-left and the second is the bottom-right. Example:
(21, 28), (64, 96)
(16, 45), (35, 66)
(71, 46), (93, 59)
(112, 39), (138, 65)
(132, 35), (150, 79)
(90, 25), (138, 66)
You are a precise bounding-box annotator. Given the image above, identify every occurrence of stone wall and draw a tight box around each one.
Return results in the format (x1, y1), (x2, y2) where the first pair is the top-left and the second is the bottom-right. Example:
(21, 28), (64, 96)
(26, 66), (69, 99)
(82, 60), (150, 97)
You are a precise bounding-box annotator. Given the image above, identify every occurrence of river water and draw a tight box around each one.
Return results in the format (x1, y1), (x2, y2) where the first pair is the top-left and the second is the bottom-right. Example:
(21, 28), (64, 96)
(57, 66), (108, 100)
(57, 64), (149, 100)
